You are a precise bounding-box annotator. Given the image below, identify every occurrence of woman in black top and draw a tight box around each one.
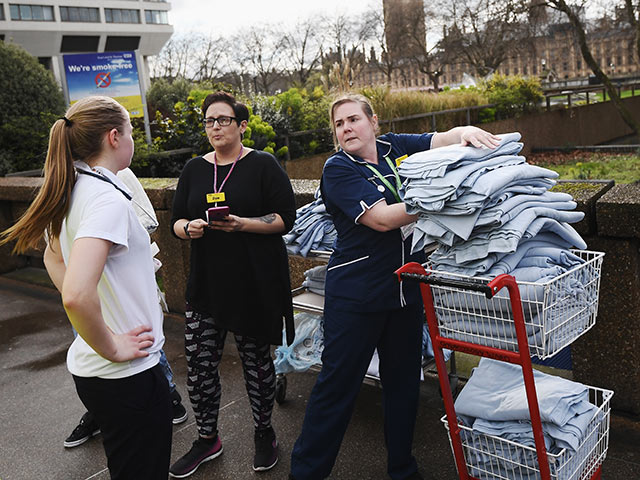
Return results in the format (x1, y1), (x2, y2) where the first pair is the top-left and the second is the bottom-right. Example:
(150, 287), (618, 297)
(170, 91), (295, 478)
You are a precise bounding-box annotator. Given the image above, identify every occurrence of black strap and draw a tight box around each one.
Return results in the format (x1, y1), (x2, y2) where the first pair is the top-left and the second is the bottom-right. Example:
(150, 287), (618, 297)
(77, 169), (132, 201)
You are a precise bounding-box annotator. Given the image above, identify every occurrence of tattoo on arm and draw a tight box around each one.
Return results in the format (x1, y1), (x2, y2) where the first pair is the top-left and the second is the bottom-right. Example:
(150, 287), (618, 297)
(257, 213), (277, 224)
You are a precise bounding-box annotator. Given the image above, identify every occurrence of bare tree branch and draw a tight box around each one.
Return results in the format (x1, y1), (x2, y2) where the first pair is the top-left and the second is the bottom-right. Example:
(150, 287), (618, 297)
(282, 19), (325, 86)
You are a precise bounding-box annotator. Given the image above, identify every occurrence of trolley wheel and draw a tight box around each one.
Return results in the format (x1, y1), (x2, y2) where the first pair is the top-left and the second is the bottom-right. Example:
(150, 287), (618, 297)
(275, 374), (287, 404)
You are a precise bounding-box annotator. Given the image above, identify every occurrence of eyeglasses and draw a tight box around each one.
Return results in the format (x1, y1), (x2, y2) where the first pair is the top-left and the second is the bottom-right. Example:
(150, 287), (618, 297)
(203, 116), (236, 128)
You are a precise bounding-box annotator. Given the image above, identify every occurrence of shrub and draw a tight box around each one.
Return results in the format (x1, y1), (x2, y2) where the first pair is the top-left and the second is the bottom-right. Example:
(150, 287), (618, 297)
(252, 87), (332, 158)
(243, 109), (278, 155)
(151, 90), (286, 175)
(146, 77), (192, 118)
(153, 94), (210, 155)
(0, 42), (65, 175)
(479, 74), (543, 118)
(130, 119), (161, 174)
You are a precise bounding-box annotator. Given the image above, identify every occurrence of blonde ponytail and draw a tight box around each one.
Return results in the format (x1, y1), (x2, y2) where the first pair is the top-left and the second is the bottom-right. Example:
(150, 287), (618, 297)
(0, 96), (128, 254)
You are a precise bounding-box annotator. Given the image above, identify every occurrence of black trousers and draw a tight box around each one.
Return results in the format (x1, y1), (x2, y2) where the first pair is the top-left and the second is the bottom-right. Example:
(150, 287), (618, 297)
(73, 364), (172, 480)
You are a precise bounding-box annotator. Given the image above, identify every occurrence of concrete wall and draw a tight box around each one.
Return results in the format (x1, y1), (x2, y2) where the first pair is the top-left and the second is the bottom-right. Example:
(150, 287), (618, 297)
(283, 96), (640, 179)
(483, 95), (640, 157)
(1, 177), (639, 416)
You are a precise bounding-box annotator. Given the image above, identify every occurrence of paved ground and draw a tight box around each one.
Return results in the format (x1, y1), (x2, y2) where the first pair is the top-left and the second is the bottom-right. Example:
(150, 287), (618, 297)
(1, 271), (639, 480)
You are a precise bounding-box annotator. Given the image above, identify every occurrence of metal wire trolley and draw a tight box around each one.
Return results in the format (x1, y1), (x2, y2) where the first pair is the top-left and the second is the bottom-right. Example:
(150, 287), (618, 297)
(396, 250), (612, 480)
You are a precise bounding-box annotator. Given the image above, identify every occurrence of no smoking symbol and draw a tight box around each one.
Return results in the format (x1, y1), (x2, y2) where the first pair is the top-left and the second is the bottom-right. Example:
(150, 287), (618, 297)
(95, 72), (111, 88)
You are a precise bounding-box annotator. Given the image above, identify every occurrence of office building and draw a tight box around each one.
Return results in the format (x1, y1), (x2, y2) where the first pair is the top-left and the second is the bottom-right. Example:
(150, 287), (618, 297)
(0, 0), (172, 89)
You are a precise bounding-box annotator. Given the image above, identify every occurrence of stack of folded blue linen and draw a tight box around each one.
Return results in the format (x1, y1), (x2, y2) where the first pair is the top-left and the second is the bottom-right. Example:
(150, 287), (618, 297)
(302, 265), (327, 296)
(453, 358), (603, 480)
(399, 131), (588, 276)
(283, 188), (336, 257)
(398, 132), (587, 278)
(399, 133), (596, 353)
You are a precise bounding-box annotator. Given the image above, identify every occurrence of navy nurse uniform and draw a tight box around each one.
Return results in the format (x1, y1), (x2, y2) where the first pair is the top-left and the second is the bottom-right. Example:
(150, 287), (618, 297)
(291, 132), (433, 480)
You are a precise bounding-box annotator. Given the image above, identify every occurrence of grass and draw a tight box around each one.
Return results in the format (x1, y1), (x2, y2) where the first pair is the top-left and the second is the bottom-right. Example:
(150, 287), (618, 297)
(592, 88), (640, 102)
(548, 87), (640, 108)
(528, 151), (640, 184)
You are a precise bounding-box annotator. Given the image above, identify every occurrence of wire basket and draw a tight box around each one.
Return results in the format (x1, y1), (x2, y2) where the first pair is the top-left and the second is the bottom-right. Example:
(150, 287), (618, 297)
(425, 250), (604, 359)
(441, 386), (612, 480)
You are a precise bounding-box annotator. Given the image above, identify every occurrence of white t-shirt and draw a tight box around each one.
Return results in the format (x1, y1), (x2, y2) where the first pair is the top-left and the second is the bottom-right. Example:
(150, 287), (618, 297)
(60, 162), (164, 379)
(117, 167), (159, 234)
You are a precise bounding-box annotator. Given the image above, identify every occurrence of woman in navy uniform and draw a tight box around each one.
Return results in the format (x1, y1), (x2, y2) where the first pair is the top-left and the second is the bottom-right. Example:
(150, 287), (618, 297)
(290, 93), (499, 480)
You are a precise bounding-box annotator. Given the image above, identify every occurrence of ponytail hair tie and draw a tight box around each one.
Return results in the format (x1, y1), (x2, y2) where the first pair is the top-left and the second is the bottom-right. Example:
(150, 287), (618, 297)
(61, 116), (72, 126)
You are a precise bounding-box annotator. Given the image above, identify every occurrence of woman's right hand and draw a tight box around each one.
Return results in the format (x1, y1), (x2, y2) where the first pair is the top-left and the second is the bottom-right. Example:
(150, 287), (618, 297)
(109, 325), (155, 362)
(185, 219), (208, 239)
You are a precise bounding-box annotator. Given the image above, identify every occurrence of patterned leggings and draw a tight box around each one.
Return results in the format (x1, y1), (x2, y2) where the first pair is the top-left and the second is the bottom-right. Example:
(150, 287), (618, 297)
(184, 309), (276, 438)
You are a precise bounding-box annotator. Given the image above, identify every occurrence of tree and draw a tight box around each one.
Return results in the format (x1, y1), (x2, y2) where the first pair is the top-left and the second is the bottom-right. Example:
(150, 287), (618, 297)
(440, 0), (529, 78)
(529, 0), (640, 135)
(323, 13), (375, 78)
(370, 7), (402, 85)
(406, 3), (451, 90)
(282, 19), (325, 87)
(149, 34), (197, 80)
(235, 27), (288, 94)
(146, 77), (192, 118)
(0, 42), (65, 175)
(623, 0), (640, 64)
(191, 33), (229, 83)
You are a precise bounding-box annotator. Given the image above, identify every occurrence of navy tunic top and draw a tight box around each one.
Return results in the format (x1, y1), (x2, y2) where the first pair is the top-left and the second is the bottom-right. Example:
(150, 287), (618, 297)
(321, 132), (433, 312)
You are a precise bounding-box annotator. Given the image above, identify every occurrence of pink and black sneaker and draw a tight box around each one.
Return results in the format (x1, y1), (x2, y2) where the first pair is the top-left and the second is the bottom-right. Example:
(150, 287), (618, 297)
(169, 436), (223, 478)
(253, 426), (278, 472)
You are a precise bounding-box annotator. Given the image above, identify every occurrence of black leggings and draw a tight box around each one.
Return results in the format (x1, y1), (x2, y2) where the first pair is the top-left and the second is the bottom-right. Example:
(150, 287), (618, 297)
(73, 364), (172, 480)
(185, 309), (276, 438)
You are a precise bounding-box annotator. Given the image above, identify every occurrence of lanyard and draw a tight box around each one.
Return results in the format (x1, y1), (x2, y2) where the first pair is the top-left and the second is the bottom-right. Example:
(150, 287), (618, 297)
(77, 169), (132, 200)
(213, 146), (243, 197)
(364, 156), (402, 203)
(76, 168), (159, 231)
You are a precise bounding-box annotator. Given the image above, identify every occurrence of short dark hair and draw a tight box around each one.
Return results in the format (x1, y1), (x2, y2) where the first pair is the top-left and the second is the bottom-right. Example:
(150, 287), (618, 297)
(202, 91), (249, 124)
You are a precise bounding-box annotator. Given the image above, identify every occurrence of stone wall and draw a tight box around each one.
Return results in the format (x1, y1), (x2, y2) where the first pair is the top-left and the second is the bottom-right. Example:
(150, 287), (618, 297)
(572, 183), (640, 416)
(1, 177), (639, 416)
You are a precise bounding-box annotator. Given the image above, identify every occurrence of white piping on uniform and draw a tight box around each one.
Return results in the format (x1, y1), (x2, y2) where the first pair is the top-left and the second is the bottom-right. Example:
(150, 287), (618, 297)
(399, 237), (406, 307)
(327, 255), (370, 271)
(355, 197), (385, 224)
(341, 138), (393, 165)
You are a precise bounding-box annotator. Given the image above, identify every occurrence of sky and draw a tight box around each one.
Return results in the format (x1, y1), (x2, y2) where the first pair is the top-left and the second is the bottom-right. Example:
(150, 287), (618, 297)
(168, 0), (376, 36)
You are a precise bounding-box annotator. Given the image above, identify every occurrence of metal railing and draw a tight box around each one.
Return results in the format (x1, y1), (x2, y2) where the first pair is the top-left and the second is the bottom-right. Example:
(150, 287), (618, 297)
(542, 80), (640, 111)
(279, 103), (496, 162)
(277, 80), (640, 162)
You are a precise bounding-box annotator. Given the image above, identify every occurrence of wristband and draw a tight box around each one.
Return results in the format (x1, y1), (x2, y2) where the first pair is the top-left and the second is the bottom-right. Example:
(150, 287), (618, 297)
(183, 221), (191, 238)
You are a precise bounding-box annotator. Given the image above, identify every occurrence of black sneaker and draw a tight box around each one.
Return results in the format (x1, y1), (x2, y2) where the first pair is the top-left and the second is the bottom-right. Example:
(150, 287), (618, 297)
(63, 411), (100, 448)
(171, 389), (188, 425)
(253, 427), (278, 472)
(169, 436), (223, 478)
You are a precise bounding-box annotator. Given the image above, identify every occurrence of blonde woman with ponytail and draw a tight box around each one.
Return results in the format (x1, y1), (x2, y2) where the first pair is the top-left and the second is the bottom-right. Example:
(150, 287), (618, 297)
(1, 96), (172, 479)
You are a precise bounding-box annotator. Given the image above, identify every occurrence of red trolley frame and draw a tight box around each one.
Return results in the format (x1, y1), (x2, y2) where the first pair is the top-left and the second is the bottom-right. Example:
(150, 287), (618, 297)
(396, 262), (604, 480)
